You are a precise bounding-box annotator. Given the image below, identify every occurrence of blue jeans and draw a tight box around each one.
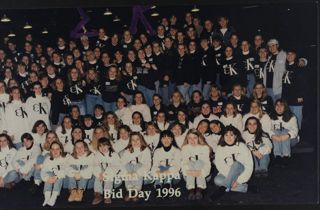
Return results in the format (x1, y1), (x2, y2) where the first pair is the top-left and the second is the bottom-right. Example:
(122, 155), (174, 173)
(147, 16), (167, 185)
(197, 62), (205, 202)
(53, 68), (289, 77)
(70, 100), (86, 115)
(177, 84), (191, 104)
(246, 74), (256, 97)
(14, 143), (22, 150)
(3, 170), (19, 183)
(202, 82), (211, 100)
(154, 80), (160, 94)
(289, 105), (303, 129)
(68, 177), (89, 189)
(185, 159), (207, 189)
(153, 165), (181, 187)
(267, 88), (281, 103)
(85, 94), (103, 115)
(43, 178), (64, 194)
(159, 82), (175, 106)
(253, 154), (270, 172)
(138, 85), (155, 107)
(272, 129), (292, 157)
(123, 93), (133, 105)
(103, 102), (116, 112)
(34, 154), (50, 182)
(214, 161), (248, 193)
(94, 176), (114, 194)
(124, 162), (144, 191)
(16, 160), (35, 181)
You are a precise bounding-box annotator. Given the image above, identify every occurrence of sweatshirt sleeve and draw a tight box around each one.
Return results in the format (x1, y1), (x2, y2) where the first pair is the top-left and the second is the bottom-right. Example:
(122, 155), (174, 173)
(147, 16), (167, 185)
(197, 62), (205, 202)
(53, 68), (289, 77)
(150, 149), (161, 176)
(214, 146), (229, 176)
(236, 144), (253, 184)
(92, 153), (101, 178)
(200, 146), (211, 178)
(40, 157), (50, 182)
(258, 137), (273, 155)
(287, 116), (299, 139)
(172, 149), (182, 175)
(21, 146), (41, 174)
(143, 105), (152, 122)
(181, 146), (190, 176)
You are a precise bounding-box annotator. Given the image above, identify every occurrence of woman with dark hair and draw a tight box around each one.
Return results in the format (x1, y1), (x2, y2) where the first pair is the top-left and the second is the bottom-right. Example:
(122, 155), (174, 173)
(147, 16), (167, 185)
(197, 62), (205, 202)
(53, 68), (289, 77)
(207, 120), (225, 153)
(113, 125), (131, 153)
(193, 101), (219, 128)
(41, 141), (66, 206)
(187, 90), (203, 122)
(281, 49), (306, 129)
(220, 101), (243, 132)
(101, 65), (121, 112)
(67, 67), (86, 115)
(151, 130), (182, 189)
(154, 111), (169, 131)
(56, 116), (73, 153)
(270, 99), (299, 166)
(130, 111), (146, 133)
(93, 104), (105, 127)
(120, 61), (139, 105)
(31, 120), (48, 148)
(120, 132), (151, 202)
(169, 122), (188, 149)
(66, 140), (94, 202)
(177, 109), (193, 129)
(92, 137), (121, 205)
(69, 105), (83, 128)
(0, 134), (18, 189)
(143, 122), (161, 152)
(85, 68), (103, 115)
(211, 125), (253, 200)
(115, 96), (132, 126)
(243, 117), (272, 177)
(51, 77), (71, 127)
(167, 90), (187, 122)
(150, 94), (168, 121)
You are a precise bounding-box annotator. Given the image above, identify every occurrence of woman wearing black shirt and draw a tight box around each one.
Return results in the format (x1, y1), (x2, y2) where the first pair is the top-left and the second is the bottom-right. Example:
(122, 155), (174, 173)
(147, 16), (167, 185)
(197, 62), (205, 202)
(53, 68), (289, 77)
(67, 67), (86, 115)
(120, 62), (139, 105)
(101, 65), (121, 112)
(85, 68), (103, 115)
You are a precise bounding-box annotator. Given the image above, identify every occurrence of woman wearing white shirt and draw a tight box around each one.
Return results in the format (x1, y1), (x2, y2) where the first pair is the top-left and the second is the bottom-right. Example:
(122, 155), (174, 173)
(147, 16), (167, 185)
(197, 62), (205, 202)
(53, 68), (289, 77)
(242, 99), (272, 135)
(3, 87), (29, 148)
(169, 122), (188, 149)
(129, 92), (151, 122)
(113, 125), (131, 153)
(243, 117), (272, 177)
(0, 134), (18, 189)
(220, 101), (243, 133)
(115, 96), (132, 126)
(55, 116), (73, 154)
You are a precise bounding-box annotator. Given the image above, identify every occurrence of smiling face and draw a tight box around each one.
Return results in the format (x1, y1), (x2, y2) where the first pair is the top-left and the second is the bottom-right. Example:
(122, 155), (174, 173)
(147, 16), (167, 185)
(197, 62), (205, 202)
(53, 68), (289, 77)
(0, 136), (9, 149)
(250, 102), (260, 115)
(36, 123), (46, 135)
(75, 142), (85, 157)
(72, 128), (83, 141)
(197, 122), (209, 134)
(116, 97), (126, 109)
(210, 123), (221, 134)
(99, 143), (110, 154)
(94, 128), (105, 139)
(171, 124), (182, 137)
(201, 104), (211, 115)
(23, 138), (33, 148)
(46, 133), (57, 145)
(147, 124), (157, 135)
(247, 119), (258, 133)
(63, 117), (72, 129)
(275, 101), (285, 115)
(225, 104), (235, 116)
(131, 135), (141, 148)
(187, 133), (199, 146)
(119, 128), (129, 140)
(224, 131), (236, 145)
(161, 136), (173, 148)
(132, 113), (142, 125)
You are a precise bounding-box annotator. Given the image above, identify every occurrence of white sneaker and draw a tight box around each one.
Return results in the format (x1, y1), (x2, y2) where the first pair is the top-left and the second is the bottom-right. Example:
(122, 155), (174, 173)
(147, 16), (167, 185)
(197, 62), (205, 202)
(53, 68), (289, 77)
(43, 192), (51, 206)
(47, 192), (58, 206)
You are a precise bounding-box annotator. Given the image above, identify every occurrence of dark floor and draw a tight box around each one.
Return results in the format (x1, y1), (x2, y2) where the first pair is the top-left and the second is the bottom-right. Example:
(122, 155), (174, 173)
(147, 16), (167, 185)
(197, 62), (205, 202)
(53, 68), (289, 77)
(0, 144), (317, 209)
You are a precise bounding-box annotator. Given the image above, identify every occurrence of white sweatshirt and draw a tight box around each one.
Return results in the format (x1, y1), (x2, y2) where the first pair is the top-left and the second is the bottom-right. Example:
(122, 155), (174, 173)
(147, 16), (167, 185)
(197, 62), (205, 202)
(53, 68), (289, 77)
(32, 133), (46, 148)
(3, 100), (30, 144)
(151, 146), (182, 176)
(66, 152), (94, 179)
(107, 125), (118, 140)
(0, 146), (17, 178)
(115, 107), (132, 126)
(175, 131), (188, 149)
(193, 114), (219, 128)
(242, 113), (272, 134)
(120, 147), (151, 177)
(215, 142), (253, 184)
(205, 133), (221, 153)
(129, 124), (143, 133)
(242, 131), (272, 155)
(55, 127), (73, 154)
(12, 143), (41, 174)
(93, 151), (121, 179)
(40, 156), (67, 181)
(0, 93), (9, 133)
(84, 128), (94, 144)
(181, 144), (211, 178)
(130, 104), (151, 122)
(143, 133), (160, 151)
(156, 122), (170, 131)
(220, 114), (243, 133)
(270, 115), (299, 139)
(113, 138), (129, 154)
(26, 95), (51, 130)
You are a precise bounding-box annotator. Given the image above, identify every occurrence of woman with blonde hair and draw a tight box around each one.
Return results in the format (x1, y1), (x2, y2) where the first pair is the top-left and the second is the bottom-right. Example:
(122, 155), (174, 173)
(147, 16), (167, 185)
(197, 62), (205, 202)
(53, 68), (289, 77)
(89, 126), (110, 152)
(181, 129), (211, 200)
